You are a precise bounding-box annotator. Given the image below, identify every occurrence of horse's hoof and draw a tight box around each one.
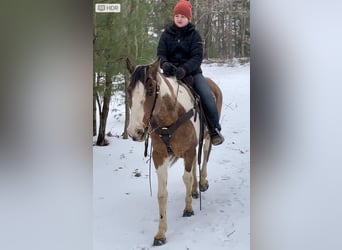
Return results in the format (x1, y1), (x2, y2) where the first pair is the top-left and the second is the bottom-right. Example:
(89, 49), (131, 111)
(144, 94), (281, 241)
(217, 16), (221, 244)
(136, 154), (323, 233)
(153, 237), (166, 246)
(191, 192), (199, 199)
(199, 183), (209, 192)
(183, 210), (194, 217)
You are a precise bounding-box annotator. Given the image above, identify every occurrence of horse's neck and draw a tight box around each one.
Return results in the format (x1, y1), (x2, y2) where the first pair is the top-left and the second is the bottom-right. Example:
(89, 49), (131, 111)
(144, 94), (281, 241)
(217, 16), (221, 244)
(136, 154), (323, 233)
(154, 74), (192, 127)
(158, 74), (178, 102)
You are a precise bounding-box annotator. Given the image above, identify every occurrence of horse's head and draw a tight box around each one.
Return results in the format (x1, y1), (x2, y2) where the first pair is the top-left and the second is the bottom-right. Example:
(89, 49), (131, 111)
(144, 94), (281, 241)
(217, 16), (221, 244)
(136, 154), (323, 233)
(126, 58), (160, 141)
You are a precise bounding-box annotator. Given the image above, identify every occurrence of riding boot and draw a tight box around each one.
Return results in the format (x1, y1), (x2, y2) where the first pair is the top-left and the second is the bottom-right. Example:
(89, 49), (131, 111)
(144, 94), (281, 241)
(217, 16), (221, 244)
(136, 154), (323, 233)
(209, 127), (225, 146)
(192, 73), (225, 146)
(204, 114), (225, 146)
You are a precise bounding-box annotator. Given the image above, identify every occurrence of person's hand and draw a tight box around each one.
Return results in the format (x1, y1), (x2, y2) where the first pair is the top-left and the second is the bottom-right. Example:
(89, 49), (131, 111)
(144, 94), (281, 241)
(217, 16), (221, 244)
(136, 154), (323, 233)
(162, 62), (175, 76)
(175, 67), (186, 80)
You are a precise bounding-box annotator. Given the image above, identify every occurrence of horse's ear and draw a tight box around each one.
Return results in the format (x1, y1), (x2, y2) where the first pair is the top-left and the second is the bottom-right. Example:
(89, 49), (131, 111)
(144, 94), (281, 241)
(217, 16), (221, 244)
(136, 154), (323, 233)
(149, 59), (160, 76)
(126, 58), (135, 74)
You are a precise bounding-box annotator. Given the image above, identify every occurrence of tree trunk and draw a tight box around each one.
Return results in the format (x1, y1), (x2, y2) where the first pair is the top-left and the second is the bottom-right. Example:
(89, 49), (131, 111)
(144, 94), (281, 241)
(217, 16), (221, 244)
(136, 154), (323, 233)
(122, 77), (130, 139)
(227, 1), (233, 59)
(96, 76), (112, 146)
(203, 1), (213, 59)
(93, 72), (97, 136)
(241, 15), (246, 58)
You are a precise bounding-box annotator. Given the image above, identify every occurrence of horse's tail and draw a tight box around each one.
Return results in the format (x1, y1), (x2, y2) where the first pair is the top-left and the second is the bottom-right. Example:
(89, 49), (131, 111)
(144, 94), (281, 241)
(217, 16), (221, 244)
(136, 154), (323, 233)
(206, 78), (223, 118)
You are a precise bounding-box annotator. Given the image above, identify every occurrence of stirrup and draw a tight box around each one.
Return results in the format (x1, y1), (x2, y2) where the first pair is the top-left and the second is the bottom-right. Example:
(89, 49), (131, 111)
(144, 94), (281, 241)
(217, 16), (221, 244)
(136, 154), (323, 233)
(210, 128), (224, 146)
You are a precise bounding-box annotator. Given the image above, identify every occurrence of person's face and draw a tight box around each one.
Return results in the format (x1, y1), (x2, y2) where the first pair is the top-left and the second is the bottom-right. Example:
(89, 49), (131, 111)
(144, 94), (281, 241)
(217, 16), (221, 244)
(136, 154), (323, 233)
(174, 14), (189, 28)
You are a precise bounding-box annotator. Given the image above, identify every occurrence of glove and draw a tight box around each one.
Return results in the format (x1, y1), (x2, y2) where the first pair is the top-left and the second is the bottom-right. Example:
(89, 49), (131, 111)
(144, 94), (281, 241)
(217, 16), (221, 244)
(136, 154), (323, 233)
(175, 67), (186, 80)
(162, 62), (176, 76)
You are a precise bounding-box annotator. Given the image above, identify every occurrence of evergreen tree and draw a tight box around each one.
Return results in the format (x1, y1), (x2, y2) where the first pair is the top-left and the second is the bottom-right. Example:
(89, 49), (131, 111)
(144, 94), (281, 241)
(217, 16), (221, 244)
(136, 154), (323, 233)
(93, 0), (158, 143)
(93, 0), (250, 145)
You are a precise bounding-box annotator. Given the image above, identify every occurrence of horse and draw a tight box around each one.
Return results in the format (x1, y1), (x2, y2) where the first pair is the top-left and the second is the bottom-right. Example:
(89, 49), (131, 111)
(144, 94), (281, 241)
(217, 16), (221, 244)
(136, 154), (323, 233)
(125, 58), (223, 246)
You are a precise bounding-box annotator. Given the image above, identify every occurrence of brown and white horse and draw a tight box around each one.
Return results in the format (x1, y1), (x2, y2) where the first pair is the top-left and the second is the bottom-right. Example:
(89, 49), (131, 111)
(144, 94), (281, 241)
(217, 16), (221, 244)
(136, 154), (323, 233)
(126, 58), (222, 246)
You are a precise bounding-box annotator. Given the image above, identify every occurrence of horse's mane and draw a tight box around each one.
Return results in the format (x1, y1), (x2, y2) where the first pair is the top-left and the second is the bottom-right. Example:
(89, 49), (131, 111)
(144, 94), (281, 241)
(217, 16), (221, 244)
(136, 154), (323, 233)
(129, 65), (149, 89)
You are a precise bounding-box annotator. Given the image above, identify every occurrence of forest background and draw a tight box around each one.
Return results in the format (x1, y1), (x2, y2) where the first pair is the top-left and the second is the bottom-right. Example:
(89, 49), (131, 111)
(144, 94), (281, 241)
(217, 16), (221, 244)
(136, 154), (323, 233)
(93, 0), (250, 145)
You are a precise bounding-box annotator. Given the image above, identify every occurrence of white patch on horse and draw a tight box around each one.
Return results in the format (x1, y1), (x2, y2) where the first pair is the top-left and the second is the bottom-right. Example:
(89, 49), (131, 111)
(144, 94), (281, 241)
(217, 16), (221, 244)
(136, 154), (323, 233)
(156, 158), (169, 236)
(127, 81), (146, 137)
(158, 76), (173, 98)
(183, 169), (193, 212)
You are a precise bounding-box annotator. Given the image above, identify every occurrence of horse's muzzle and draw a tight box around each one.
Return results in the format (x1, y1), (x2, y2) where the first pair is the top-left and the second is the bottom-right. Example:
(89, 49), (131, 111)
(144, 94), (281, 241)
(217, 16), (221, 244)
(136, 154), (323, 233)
(129, 128), (147, 142)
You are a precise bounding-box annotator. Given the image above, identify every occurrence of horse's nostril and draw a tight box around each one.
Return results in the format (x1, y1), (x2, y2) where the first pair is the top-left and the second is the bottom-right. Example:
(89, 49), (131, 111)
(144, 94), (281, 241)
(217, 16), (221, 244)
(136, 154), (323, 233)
(136, 129), (144, 136)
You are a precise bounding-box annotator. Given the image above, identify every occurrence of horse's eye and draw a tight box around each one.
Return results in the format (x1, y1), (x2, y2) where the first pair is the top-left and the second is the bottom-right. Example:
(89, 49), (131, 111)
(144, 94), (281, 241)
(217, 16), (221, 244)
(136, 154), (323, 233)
(146, 88), (153, 97)
(145, 79), (154, 97)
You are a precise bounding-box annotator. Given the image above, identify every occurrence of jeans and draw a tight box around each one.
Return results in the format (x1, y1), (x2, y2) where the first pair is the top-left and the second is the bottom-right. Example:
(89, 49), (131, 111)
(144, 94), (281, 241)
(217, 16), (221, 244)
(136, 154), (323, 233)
(192, 73), (221, 131)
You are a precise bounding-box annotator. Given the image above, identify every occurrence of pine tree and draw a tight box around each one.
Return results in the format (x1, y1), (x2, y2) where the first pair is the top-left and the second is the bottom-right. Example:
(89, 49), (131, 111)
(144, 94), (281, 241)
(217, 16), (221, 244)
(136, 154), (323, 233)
(93, 0), (250, 145)
(93, 0), (159, 143)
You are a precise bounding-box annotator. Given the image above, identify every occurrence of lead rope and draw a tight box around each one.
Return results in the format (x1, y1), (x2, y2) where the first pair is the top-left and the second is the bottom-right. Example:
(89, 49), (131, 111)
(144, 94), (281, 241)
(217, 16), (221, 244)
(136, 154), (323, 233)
(197, 98), (205, 211)
(148, 140), (153, 197)
(144, 76), (160, 197)
(198, 130), (203, 210)
(174, 81), (180, 108)
(144, 133), (153, 197)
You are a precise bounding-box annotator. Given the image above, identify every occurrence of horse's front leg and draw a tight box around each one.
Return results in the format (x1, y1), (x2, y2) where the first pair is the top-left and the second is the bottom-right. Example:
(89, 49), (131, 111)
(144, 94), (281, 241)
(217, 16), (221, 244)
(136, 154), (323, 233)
(153, 152), (169, 246)
(183, 150), (196, 217)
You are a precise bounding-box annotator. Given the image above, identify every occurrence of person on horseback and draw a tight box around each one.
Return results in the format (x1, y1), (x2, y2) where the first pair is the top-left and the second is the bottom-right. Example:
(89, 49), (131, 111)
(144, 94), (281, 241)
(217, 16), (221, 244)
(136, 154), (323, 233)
(157, 0), (224, 146)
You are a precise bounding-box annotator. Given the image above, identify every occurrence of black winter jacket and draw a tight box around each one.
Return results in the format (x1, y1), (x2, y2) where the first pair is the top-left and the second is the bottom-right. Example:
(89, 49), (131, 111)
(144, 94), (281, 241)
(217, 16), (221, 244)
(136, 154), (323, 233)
(157, 23), (203, 76)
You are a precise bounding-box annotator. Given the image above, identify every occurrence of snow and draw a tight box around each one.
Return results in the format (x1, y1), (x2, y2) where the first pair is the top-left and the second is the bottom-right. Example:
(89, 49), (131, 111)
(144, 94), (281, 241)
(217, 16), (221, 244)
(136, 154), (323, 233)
(93, 63), (250, 250)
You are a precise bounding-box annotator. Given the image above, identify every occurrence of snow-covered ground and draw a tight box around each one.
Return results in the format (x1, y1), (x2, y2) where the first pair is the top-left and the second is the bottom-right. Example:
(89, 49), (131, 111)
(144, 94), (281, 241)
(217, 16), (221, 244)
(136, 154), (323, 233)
(93, 63), (250, 250)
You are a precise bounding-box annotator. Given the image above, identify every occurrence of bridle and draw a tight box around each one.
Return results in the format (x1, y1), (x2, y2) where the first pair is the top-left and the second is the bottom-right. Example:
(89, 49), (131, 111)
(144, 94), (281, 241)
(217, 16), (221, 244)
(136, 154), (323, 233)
(131, 66), (196, 155)
(140, 68), (160, 137)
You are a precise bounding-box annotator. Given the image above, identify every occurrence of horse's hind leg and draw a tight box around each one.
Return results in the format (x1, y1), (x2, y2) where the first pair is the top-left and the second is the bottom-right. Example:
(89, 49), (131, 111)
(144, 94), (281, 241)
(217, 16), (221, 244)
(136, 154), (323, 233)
(183, 151), (196, 217)
(199, 137), (211, 192)
(191, 136), (211, 197)
(153, 153), (169, 246)
(191, 159), (199, 198)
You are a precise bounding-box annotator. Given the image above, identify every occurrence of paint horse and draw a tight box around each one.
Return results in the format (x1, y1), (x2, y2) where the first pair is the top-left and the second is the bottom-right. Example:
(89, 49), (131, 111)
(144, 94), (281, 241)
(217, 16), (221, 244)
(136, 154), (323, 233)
(126, 58), (223, 246)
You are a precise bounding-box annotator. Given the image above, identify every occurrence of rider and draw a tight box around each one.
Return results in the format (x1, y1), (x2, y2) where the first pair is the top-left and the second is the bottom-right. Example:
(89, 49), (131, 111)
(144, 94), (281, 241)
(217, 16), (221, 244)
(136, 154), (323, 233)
(157, 0), (224, 145)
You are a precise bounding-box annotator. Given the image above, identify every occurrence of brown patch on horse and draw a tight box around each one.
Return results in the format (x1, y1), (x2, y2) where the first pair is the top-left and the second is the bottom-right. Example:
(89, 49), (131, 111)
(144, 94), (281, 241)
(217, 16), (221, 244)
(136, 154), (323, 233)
(151, 94), (197, 165)
(148, 60), (160, 79)
(153, 95), (178, 125)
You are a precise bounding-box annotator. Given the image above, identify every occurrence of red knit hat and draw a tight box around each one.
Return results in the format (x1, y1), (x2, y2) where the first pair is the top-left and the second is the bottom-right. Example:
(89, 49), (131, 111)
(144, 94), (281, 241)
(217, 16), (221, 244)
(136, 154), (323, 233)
(173, 0), (192, 20)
